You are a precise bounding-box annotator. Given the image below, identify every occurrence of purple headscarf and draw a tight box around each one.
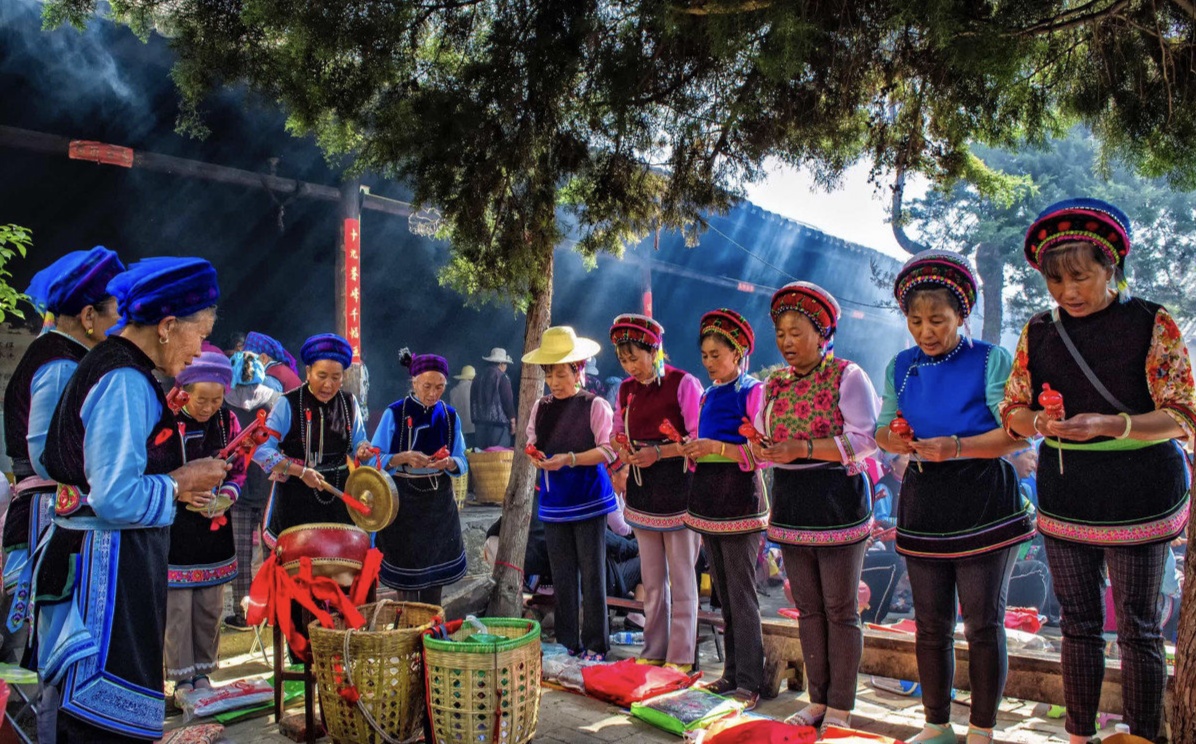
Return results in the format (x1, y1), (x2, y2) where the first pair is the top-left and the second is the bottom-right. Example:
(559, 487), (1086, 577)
(176, 350), (234, 390)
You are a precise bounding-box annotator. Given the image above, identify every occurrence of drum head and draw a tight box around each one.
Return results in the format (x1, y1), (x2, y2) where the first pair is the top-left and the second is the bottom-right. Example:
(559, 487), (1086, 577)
(345, 465), (399, 532)
(184, 492), (234, 516)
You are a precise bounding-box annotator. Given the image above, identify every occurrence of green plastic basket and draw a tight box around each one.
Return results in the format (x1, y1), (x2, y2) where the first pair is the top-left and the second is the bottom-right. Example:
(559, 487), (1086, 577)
(423, 618), (542, 743)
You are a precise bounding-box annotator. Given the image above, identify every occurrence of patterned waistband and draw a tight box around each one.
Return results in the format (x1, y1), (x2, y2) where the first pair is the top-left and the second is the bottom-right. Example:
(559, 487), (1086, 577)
(768, 516), (874, 547)
(624, 507), (687, 532)
(683, 511), (768, 536)
(1037, 496), (1189, 546)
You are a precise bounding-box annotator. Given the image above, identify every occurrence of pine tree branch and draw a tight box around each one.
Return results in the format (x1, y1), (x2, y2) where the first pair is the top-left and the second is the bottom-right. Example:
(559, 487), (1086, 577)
(1015, 0), (1131, 36)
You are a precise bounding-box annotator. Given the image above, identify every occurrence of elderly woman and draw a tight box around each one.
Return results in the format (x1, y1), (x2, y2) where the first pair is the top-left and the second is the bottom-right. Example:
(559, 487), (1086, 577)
(243, 331), (302, 393)
(1000, 198), (1196, 744)
(255, 333), (374, 548)
(2, 247), (124, 661)
(876, 251), (1034, 744)
(34, 257), (228, 742)
(752, 282), (879, 730)
(683, 309), (767, 711)
(608, 314), (703, 672)
(165, 351), (246, 697)
(371, 351), (469, 606)
(524, 327), (619, 661)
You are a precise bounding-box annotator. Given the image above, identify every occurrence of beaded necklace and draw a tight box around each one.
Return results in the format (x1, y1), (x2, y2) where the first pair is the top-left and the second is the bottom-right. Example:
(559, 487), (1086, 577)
(399, 395), (448, 491)
(298, 387), (351, 504)
(895, 336), (970, 398)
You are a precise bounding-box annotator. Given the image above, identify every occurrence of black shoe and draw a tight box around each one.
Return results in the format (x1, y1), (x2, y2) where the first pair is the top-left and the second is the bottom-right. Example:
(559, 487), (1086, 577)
(223, 614), (252, 631)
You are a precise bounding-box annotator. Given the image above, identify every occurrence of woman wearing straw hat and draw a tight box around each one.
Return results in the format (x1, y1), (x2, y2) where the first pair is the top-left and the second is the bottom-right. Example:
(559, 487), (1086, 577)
(371, 350), (469, 606)
(683, 309), (768, 710)
(1000, 198), (1196, 743)
(877, 251), (1034, 744)
(524, 327), (619, 661)
(752, 282), (880, 730)
(608, 314), (704, 673)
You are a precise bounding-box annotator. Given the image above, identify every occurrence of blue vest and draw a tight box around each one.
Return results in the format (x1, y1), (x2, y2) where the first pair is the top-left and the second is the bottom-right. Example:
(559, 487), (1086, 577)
(387, 396), (456, 456)
(697, 373), (761, 443)
(894, 340), (998, 439)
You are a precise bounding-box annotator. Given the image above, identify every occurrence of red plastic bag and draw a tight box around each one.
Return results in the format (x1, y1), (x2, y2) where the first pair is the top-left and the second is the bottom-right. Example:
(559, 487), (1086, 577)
(821, 724), (907, 743)
(703, 717), (818, 744)
(581, 659), (695, 707)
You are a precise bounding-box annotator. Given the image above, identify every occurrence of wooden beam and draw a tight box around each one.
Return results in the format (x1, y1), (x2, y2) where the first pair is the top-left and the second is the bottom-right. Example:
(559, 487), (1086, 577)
(0, 125), (412, 218)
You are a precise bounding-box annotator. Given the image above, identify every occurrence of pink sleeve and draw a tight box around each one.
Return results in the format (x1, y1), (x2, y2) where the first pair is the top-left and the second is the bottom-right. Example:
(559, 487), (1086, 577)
(525, 398), (541, 447)
(591, 398), (617, 462)
(732, 382), (767, 472)
(832, 364), (880, 473)
(611, 384), (625, 437)
(678, 373), (704, 437)
(607, 494), (633, 536)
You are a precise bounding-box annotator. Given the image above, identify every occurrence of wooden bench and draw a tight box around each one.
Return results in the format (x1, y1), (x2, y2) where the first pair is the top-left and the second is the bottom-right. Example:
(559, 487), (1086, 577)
(760, 617), (1176, 715)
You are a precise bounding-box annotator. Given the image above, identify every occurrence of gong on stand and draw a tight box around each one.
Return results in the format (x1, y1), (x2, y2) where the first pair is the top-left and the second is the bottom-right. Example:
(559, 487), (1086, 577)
(343, 465), (399, 532)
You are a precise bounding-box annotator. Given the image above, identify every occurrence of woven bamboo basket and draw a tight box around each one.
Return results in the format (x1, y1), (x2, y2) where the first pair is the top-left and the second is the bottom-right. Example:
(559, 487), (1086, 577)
(452, 471), (469, 509)
(423, 618), (542, 744)
(467, 450), (513, 504)
(309, 601), (443, 744)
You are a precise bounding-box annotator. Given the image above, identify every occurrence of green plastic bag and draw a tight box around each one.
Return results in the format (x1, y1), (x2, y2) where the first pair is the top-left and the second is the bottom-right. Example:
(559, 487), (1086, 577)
(630, 687), (742, 736)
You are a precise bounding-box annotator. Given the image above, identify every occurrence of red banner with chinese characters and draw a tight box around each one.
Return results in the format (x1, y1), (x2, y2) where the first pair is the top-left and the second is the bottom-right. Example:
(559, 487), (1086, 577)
(344, 218), (362, 363)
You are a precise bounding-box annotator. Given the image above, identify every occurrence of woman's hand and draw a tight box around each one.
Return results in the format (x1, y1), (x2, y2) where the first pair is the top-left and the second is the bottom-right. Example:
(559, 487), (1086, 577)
(171, 458), (230, 495)
(178, 490), (215, 508)
(680, 438), (722, 459)
(626, 446), (661, 468)
(911, 436), (956, 463)
(758, 439), (807, 464)
(1045, 413), (1120, 442)
(881, 427), (917, 455)
(300, 467), (325, 489)
(355, 442), (376, 461)
(392, 451), (432, 469)
(537, 454), (571, 471)
(429, 454), (457, 472)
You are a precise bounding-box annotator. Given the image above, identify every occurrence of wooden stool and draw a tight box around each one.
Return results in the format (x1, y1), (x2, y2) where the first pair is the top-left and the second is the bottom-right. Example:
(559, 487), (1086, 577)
(761, 617), (805, 699)
(271, 607), (319, 744)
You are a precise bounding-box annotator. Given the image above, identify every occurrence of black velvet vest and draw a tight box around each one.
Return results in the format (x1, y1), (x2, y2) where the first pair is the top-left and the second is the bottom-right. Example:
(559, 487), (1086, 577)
(4, 332), (86, 480)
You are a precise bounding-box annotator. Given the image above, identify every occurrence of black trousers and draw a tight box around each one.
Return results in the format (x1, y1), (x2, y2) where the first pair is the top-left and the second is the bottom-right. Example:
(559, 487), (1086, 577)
(1045, 536), (1168, 739)
(58, 711), (151, 743)
(544, 516), (609, 654)
(399, 586), (444, 606)
(906, 546), (1017, 729)
(706, 531), (764, 693)
(1007, 558), (1054, 617)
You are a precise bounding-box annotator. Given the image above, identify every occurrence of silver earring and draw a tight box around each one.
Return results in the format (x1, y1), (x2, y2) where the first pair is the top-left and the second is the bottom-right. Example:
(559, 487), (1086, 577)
(159, 336), (169, 345)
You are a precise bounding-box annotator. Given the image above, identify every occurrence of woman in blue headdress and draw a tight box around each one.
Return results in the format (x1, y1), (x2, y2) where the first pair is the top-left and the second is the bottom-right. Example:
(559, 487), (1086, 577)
(0, 247), (124, 664)
(32, 257), (229, 742)
(243, 331), (302, 393)
(370, 350), (469, 606)
(254, 333), (373, 546)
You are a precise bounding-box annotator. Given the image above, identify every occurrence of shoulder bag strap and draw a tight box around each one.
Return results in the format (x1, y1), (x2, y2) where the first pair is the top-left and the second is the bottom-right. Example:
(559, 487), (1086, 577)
(1051, 308), (1132, 414)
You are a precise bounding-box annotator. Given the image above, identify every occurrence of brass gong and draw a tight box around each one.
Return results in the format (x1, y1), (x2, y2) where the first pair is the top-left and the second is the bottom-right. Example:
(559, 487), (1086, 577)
(185, 492), (234, 516)
(344, 465), (399, 532)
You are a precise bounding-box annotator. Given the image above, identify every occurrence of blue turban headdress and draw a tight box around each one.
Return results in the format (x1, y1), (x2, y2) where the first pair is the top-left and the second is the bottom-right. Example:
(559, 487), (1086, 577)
(300, 333), (353, 369)
(244, 331), (299, 374)
(106, 257), (220, 335)
(25, 246), (125, 317)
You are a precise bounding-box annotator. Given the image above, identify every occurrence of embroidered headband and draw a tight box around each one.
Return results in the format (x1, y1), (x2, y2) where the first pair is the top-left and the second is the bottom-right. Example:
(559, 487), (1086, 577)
(894, 250), (978, 318)
(700, 308), (754, 356)
(609, 314), (663, 349)
(1024, 197), (1131, 273)
(770, 281), (840, 339)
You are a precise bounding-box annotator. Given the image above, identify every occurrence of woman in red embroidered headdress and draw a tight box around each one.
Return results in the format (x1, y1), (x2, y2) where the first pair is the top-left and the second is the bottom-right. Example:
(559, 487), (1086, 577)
(608, 314), (704, 672)
(751, 282), (879, 730)
(682, 309), (767, 710)
(1000, 198), (1196, 744)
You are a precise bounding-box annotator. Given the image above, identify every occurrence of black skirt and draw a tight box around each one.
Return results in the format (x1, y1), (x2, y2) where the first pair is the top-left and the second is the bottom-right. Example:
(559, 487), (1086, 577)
(1036, 441), (1189, 545)
(624, 458), (692, 531)
(375, 474), (467, 591)
(768, 466), (872, 546)
(896, 458), (1033, 559)
(168, 506), (237, 588)
(684, 462), (768, 536)
(265, 462), (352, 542)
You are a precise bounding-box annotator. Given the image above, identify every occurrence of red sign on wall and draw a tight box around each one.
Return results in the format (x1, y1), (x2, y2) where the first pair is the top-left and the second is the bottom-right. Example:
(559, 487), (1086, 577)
(344, 218), (362, 363)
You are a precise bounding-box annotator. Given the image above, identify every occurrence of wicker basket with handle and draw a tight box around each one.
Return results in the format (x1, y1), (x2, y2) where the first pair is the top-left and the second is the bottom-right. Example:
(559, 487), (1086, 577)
(466, 450), (513, 504)
(423, 617), (542, 744)
(309, 601), (443, 744)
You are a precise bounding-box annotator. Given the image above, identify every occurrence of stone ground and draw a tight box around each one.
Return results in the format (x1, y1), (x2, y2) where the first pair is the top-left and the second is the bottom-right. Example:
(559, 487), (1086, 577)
(182, 568), (1090, 744)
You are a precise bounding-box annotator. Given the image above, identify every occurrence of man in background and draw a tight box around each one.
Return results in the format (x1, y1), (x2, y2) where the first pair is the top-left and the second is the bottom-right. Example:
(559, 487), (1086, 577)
(471, 347), (517, 448)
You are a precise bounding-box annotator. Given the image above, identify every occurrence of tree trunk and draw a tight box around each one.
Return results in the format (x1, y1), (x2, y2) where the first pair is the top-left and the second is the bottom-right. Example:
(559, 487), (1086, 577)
(889, 161), (928, 256)
(1171, 514), (1196, 742)
(974, 241), (1004, 343)
(486, 256), (554, 618)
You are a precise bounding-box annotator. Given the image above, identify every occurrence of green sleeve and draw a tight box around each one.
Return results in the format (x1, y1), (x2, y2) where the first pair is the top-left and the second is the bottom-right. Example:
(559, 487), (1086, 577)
(985, 345), (1014, 425)
(876, 356), (899, 429)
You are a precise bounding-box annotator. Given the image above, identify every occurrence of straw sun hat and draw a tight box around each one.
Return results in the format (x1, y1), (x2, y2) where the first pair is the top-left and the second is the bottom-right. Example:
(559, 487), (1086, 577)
(521, 326), (601, 365)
